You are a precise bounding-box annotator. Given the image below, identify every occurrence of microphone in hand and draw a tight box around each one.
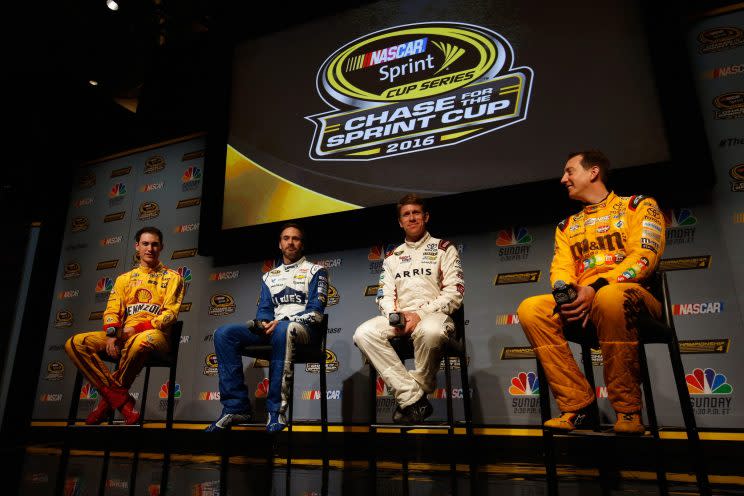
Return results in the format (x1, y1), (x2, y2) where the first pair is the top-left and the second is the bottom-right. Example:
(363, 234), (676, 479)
(246, 319), (266, 333)
(552, 280), (578, 306)
(388, 312), (406, 329)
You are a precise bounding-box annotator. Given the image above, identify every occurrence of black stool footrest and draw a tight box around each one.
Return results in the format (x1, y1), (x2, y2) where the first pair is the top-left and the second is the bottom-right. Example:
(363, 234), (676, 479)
(371, 423), (451, 430)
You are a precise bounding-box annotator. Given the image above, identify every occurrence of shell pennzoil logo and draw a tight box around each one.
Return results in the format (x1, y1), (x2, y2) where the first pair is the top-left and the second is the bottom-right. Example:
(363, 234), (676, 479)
(307, 22), (533, 161)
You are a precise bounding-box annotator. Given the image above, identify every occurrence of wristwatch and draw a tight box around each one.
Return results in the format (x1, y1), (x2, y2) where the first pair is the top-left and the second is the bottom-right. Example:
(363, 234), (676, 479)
(105, 326), (118, 337)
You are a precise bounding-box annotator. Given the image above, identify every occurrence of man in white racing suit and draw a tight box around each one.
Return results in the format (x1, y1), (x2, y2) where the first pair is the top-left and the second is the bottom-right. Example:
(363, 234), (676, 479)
(354, 193), (464, 424)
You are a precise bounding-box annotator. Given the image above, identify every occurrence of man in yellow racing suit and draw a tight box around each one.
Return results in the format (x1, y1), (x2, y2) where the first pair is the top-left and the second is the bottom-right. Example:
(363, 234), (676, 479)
(65, 226), (185, 424)
(517, 150), (665, 434)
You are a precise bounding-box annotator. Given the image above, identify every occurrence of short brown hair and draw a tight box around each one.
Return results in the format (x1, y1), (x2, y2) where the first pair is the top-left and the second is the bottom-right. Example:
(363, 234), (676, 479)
(135, 226), (163, 244)
(396, 193), (428, 216)
(568, 149), (610, 183)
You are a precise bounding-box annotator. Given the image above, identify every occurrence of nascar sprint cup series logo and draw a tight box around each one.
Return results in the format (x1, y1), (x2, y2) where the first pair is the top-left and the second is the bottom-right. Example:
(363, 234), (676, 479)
(307, 22), (533, 161)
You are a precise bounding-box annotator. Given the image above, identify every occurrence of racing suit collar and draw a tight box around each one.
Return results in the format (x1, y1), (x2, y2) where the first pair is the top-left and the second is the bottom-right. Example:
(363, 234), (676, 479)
(404, 231), (431, 249)
(583, 191), (616, 214)
(137, 262), (164, 274)
(282, 256), (306, 271)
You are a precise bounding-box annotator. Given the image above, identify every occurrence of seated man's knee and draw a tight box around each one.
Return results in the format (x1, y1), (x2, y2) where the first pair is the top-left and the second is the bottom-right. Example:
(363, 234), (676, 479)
(285, 322), (306, 342)
(64, 336), (76, 357)
(213, 324), (242, 347)
(517, 295), (544, 327)
(353, 320), (376, 348)
(131, 333), (155, 353)
(593, 284), (626, 313)
(213, 325), (229, 345)
(270, 323), (288, 344)
(417, 319), (447, 348)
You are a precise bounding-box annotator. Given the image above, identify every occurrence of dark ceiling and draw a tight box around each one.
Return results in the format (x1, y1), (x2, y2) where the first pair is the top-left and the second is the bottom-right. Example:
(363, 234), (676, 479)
(1, 0), (373, 226)
(0, 0), (734, 227)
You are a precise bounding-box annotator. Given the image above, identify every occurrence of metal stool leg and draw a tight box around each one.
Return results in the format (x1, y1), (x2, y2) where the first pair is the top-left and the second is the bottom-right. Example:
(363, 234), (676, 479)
(444, 353), (454, 435)
(97, 449), (111, 496)
(166, 363), (177, 430)
(638, 344), (668, 493)
(286, 362), (295, 464)
(459, 351), (473, 438)
(668, 340), (710, 495)
(579, 344), (600, 431)
(138, 367), (151, 426)
(369, 362), (377, 428)
(536, 360), (558, 496)
(320, 351), (328, 442)
(67, 370), (84, 425)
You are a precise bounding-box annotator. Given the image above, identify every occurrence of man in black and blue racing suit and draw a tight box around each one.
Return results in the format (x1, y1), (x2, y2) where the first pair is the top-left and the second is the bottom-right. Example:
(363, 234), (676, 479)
(206, 223), (328, 433)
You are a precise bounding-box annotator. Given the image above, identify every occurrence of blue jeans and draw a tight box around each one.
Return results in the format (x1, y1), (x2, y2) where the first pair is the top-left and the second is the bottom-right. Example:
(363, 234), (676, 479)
(213, 320), (314, 415)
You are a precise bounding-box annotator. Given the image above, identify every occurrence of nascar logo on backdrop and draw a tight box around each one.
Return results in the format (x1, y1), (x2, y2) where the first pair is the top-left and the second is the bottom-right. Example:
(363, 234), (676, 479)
(307, 22), (533, 161)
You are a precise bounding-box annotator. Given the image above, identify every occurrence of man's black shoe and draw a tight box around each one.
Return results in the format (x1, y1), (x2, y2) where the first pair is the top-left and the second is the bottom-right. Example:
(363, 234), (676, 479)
(392, 396), (434, 425)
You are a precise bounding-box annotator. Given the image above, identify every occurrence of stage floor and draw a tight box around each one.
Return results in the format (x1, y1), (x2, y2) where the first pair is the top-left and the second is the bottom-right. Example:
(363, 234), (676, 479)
(13, 447), (744, 496)
(6, 425), (744, 495)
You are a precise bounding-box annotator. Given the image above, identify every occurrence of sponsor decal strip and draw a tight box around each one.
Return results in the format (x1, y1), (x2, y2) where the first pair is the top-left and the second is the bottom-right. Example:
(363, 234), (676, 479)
(679, 339), (730, 354)
(493, 270), (540, 285)
(659, 255), (711, 271)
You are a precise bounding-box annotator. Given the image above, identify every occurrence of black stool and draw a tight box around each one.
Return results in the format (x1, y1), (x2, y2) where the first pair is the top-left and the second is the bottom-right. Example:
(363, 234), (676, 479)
(536, 273), (710, 495)
(60, 321), (183, 496)
(238, 314), (329, 436)
(367, 305), (473, 436)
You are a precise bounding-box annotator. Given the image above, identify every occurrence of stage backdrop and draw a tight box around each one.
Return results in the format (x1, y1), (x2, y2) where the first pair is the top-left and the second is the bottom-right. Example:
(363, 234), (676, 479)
(31, 124), (743, 428)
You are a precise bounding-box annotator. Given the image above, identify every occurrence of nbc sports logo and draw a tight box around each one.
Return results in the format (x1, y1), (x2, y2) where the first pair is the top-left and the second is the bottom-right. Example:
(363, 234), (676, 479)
(182, 166), (202, 183)
(509, 371), (539, 395)
(182, 166), (202, 191)
(686, 368), (733, 394)
(80, 383), (98, 400)
(367, 244), (397, 261)
(262, 259), (277, 273)
(95, 277), (114, 293)
(496, 227), (533, 246)
(176, 266), (192, 283)
(158, 381), (182, 399)
(109, 183), (127, 198)
(664, 208), (697, 245)
(40, 394), (63, 402)
(496, 228), (532, 261)
(255, 378), (270, 398)
(664, 208), (697, 228)
(198, 392), (221, 401)
(495, 313), (520, 325)
(376, 377), (391, 397)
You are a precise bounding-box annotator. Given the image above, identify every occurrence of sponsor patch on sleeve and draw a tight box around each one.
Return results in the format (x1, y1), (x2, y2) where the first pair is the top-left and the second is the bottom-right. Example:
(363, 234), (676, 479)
(438, 239), (452, 251)
(642, 220), (662, 232)
(629, 194), (651, 211)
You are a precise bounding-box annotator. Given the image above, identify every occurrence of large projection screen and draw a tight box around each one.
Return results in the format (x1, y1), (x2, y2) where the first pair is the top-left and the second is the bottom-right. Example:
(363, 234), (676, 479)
(223, 0), (670, 230)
